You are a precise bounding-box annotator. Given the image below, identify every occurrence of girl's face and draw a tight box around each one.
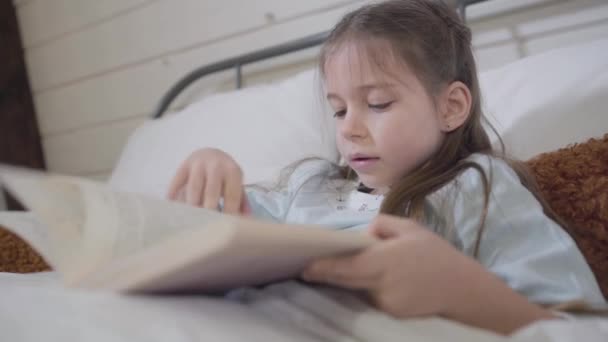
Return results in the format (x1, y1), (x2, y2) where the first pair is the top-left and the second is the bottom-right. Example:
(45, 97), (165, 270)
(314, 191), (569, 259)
(325, 44), (445, 190)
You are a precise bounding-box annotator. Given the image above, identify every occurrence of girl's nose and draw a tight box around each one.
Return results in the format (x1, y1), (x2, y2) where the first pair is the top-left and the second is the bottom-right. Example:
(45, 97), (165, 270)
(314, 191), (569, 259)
(340, 110), (367, 140)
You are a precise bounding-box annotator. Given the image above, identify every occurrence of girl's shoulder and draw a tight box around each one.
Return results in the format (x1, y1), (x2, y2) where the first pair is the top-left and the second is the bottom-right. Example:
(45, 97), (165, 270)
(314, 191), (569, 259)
(425, 153), (539, 253)
(454, 153), (520, 191)
(428, 153), (523, 208)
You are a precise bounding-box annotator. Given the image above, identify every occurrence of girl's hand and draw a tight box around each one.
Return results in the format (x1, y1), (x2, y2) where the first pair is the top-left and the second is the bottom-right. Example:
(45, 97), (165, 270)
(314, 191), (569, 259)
(302, 214), (470, 318)
(167, 148), (251, 215)
(301, 214), (554, 334)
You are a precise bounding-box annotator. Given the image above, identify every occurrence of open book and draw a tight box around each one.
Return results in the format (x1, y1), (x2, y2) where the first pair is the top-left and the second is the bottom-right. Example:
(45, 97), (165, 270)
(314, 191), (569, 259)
(0, 165), (375, 294)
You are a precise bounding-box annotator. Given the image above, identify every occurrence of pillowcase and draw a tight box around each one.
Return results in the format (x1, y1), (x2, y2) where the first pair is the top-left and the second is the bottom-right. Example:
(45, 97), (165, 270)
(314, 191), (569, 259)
(109, 70), (337, 198)
(480, 38), (608, 160)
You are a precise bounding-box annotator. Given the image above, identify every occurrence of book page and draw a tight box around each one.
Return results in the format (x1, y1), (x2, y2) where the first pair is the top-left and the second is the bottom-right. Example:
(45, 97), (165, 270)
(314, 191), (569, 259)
(86, 216), (375, 293)
(2, 165), (376, 293)
(78, 181), (230, 269)
(1, 165), (230, 280)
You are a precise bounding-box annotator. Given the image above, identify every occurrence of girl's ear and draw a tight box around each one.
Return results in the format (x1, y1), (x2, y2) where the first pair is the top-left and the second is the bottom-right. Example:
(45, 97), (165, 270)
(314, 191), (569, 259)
(438, 81), (472, 132)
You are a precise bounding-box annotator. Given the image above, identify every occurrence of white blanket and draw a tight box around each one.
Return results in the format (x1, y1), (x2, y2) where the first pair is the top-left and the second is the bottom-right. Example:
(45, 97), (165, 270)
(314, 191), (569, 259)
(1, 272), (607, 342)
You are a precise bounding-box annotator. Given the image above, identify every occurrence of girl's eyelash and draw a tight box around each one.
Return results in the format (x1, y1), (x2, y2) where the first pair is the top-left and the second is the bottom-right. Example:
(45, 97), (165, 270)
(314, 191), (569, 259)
(332, 101), (393, 118)
(333, 110), (346, 118)
(369, 101), (393, 110)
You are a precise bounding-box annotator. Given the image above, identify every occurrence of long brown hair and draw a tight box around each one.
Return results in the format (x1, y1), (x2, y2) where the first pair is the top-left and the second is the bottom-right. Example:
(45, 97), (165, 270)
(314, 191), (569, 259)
(317, 0), (569, 256)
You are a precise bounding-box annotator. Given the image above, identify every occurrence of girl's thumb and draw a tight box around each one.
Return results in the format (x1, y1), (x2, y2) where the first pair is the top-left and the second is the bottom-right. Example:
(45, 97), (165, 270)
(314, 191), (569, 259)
(369, 214), (416, 239)
(240, 192), (252, 216)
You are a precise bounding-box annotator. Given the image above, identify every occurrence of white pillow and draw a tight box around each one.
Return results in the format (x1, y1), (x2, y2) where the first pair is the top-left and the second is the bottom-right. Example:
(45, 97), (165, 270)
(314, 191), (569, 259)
(110, 38), (608, 197)
(480, 38), (608, 160)
(109, 69), (337, 198)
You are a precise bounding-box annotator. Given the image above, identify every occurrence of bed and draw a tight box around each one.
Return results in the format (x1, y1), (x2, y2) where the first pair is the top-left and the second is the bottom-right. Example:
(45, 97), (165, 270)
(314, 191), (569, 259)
(1, 0), (608, 340)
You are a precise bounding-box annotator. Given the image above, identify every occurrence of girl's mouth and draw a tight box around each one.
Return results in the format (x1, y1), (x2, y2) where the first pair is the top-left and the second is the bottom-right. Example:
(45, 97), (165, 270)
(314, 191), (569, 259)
(350, 157), (380, 172)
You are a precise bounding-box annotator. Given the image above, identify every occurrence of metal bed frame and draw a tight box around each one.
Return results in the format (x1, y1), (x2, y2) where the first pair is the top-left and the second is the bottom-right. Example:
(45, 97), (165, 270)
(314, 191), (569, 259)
(152, 0), (488, 119)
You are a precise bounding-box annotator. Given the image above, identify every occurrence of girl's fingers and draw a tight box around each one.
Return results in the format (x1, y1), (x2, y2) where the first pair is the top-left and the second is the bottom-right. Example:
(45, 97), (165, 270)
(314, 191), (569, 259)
(202, 167), (222, 210)
(186, 169), (205, 207)
(369, 214), (419, 239)
(167, 152), (246, 213)
(177, 187), (186, 202)
(240, 192), (252, 216)
(167, 163), (189, 200)
(302, 255), (378, 290)
(222, 167), (244, 214)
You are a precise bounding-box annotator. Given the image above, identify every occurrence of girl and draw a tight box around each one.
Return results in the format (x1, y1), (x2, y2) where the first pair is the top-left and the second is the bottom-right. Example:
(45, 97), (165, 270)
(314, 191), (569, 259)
(167, 0), (605, 335)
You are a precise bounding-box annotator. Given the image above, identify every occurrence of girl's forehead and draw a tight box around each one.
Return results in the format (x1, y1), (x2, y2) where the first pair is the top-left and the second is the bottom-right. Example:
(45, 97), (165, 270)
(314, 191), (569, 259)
(323, 41), (417, 89)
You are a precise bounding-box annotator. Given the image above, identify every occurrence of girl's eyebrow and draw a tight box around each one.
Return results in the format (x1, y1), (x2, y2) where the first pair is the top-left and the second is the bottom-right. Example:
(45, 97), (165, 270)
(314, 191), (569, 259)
(356, 82), (398, 91)
(326, 82), (399, 100)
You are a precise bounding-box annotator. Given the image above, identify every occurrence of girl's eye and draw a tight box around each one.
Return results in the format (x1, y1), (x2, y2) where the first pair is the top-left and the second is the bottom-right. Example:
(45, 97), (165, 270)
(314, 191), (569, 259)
(369, 101), (393, 111)
(333, 109), (347, 118)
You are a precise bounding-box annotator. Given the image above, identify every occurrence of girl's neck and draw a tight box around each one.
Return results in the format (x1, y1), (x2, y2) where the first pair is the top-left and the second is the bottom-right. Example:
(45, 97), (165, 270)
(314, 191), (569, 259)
(357, 183), (389, 196)
(371, 187), (389, 195)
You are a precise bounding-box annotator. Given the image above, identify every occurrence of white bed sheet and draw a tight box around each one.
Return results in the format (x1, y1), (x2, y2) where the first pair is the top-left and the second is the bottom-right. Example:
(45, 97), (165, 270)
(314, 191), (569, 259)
(0, 272), (499, 342)
(1, 272), (606, 342)
(0, 272), (318, 342)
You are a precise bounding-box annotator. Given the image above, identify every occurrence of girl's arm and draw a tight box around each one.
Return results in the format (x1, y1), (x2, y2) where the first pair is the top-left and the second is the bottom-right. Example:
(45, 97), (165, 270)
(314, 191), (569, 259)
(441, 250), (556, 335)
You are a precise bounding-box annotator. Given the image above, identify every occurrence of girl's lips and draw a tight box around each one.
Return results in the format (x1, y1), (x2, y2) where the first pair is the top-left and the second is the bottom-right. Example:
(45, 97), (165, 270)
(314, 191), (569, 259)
(349, 157), (380, 172)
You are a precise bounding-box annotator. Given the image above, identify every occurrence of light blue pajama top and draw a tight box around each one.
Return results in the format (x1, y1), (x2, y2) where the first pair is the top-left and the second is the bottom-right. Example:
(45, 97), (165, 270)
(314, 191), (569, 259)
(244, 154), (605, 305)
